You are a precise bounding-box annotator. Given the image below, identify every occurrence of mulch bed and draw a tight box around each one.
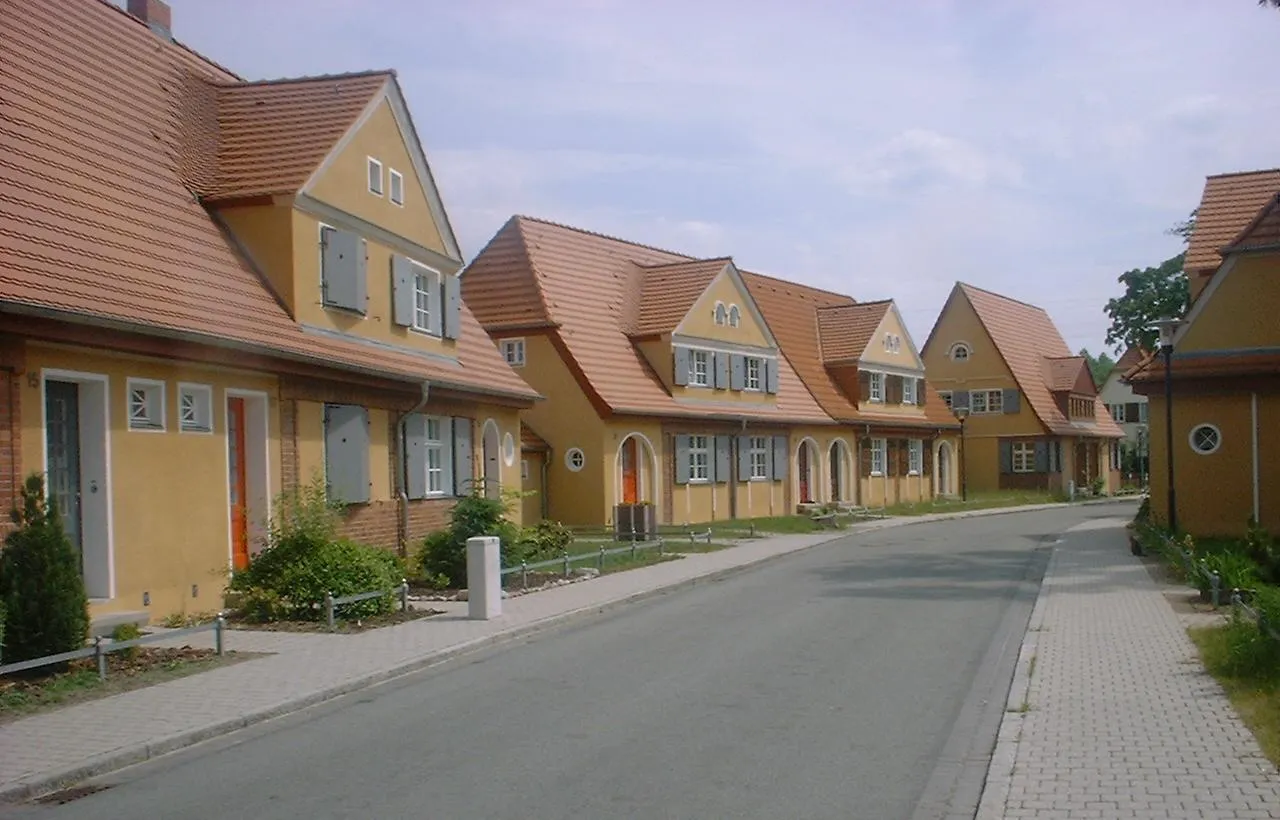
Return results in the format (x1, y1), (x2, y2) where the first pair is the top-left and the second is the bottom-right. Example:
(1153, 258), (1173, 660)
(224, 606), (445, 633)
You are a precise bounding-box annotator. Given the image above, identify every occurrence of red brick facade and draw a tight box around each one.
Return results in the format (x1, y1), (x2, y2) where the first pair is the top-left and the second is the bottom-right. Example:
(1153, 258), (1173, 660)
(0, 338), (24, 539)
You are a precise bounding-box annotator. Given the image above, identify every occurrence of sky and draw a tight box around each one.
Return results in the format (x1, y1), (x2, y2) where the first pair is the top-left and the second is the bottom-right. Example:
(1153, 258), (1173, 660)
(145, 0), (1280, 356)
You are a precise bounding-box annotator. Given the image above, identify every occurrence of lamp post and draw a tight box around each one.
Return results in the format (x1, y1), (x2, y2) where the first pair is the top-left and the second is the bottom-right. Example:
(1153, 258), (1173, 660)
(955, 407), (969, 502)
(1154, 317), (1182, 533)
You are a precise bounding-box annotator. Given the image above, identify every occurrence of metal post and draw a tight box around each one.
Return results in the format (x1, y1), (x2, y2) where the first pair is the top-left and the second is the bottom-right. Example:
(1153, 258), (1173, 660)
(658, 536), (665, 556)
(959, 415), (968, 503)
(631, 540), (637, 561)
(325, 592), (335, 632)
(521, 560), (528, 589)
(562, 550), (570, 578)
(1163, 344), (1177, 533)
(598, 546), (605, 571)
(1211, 571), (1221, 608)
(215, 612), (225, 656)
(94, 636), (106, 681)
(400, 579), (409, 613)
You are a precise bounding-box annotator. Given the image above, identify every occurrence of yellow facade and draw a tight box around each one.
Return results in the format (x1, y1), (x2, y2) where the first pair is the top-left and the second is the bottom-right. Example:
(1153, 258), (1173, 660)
(676, 270), (773, 348)
(521, 450), (547, 524)
(1178, 256), (1280, 352)
(219, 203), (296, 315)
(858, 308), (922, 371)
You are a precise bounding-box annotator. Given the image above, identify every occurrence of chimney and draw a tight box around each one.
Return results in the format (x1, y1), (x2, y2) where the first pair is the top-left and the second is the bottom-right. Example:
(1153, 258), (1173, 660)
(127, 0), (172, 40)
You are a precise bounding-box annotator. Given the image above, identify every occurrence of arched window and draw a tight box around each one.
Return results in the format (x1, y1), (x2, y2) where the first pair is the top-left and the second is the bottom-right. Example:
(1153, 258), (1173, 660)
(714, 303), (727, 325)
(728, 305), (741, 327)
(949, 342), (971, 362)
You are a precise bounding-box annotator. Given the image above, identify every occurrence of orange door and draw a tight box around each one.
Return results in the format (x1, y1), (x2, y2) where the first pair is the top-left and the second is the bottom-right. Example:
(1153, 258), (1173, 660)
(227, 397), (249, 571)
(621, 437), (638, 503)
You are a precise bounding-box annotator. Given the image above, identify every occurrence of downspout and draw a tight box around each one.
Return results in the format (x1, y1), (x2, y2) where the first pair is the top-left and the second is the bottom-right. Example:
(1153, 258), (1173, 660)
(396, 381), (431, 558)
(540, 448), (550, 521)
(1252, 392), (1261, 523)
(2, 365), (17, 510)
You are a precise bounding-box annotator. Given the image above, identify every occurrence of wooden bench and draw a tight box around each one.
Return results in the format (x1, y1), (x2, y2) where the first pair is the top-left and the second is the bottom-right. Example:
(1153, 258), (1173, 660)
(687, 529), (713, 544)
(810, 512), (840, 529)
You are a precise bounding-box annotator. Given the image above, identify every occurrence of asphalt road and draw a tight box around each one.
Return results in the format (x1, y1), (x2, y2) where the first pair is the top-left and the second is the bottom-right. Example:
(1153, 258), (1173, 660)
(9, 506), (1125, 820)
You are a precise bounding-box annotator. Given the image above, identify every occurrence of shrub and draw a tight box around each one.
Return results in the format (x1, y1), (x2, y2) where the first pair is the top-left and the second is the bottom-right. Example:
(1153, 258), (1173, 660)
(419, 491), (519, 586)
(111, 622), (142, 660)
(1199, 550), (1258, 598)
(513, 519), (574, 566)
(1245, 519), (1280, 585)
(1216, 588), (1280, 678)
(1134, 496), (1151, 525)
(0, 599), (6, 662)
(0, 474), (89, 666)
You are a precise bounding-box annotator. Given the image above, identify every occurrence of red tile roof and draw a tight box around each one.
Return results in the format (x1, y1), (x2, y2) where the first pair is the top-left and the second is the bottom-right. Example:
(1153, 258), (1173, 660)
(0, 0), (535, 402)
(1044, 356), (1094, 394)
(629, 258), (731, 336)
(1224, 193), (1280, 255)
(815, 301), (891, 363)
(1186, 169), (1280, 275)
(520, 423), (550, 452)
(1114, 346), (1147, 373)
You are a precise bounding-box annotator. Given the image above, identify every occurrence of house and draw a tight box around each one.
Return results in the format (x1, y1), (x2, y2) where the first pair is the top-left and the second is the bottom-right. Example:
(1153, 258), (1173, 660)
(1126, 169), (1280, 536)
(1100, 347), (1149, 484)
(0, 0), (537, 622)
(921, 284), (1124, 496)
(739, 278), (962, 505)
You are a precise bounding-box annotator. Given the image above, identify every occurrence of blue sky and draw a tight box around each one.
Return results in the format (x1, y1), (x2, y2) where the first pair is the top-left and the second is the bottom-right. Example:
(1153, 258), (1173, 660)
(147, 0), (1280, 356)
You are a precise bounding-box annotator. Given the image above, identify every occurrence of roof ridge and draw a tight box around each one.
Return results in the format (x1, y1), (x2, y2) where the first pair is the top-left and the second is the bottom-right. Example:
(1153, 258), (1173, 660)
(958, 281), (1049, 314)
(638, 256), (732, 270)
(740, 268), (856, 302)
(815, 299), (890, 312)
(101, 0), (244, 81)
(514, 215), (695, 260)
(221, 69), (394, 89)
(1207, 167), (1280, 180)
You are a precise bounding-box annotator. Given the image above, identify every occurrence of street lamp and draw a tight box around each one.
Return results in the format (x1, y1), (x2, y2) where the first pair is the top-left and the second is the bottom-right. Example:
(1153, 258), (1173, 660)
(1154, 317), (1182, 533)
(954, 407), (969, 502)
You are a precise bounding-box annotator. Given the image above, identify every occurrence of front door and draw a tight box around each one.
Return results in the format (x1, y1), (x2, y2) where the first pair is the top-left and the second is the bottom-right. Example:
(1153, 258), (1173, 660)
(799, 443), (812, 503)
(45, 381), (83, 563)
(1075, 441), (1089, 488)
(829, 443), (841, 502)
(227, 397), (249, 571)
(621, 437), (638, 504)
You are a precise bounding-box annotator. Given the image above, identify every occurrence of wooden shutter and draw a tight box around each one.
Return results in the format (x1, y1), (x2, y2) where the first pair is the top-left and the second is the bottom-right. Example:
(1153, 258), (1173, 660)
(714, 353), (730, 389)
(323, 404), (370, 503)
(916, 379), (926, 406)
(771, 435), (788, 480)
(673, 347), (690, 386)
(887, 376), (902, 404)
(861, 438), (872, 477)
(999, 440), (1013, 475)
(674, 435), (691, 484)
(922, 440), (933, 474)
(444, 274), (462, 340)
(765, 359), (780, 394)
(714, 435), (731, 483)
(1034, 441), (1049, 473)
(736, 435), (751, 480)
(730, 355), (745, 390)
(952, 390), (970, 411)
(404, 412), (427, 499)
(320, 229), (367, 314)
(391, 255), (415, 327)
(1003, 389), (1021, 414)
(452, 417), (472, 495)
(859, 371), (871, 401)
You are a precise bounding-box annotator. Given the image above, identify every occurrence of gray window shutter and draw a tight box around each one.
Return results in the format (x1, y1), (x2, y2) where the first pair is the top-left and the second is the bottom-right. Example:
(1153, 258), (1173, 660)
(1003, 388), (1021, 414)
(916, 379), (926, 407)
(674, 435), (691, 484)
(1034, 441), (1049, 473)
(391, 255), (415, 327)
(673, 347), (690, 386)
(714, 353), (729, 389)
(324, 404), (370, 503)
(952, 390), (970, 411)
(771, 435), (788, 480)
(730, 354), (745, 390)
(714, 435), (731, 483)
(999, 440), (1013, 475)
(444, 274), (462, 340)
(428, 274), (444, 337)
(765, 358), (780, 394)
(439, 417), (455, 496)
(452, 417), (473, 495)
(404, 412), (427, 499)
(737, 435), (751, 479)
(321, 229), (366, 313)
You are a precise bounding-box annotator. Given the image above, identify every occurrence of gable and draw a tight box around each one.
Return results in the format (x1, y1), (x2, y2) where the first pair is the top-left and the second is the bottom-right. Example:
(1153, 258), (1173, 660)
(1177, 252), (1280, 353)
(921, 288), (1015, 386)
(858, 303), (923, 370)
(1186, 170), (1280, 276)
(676, 266), (773, 348)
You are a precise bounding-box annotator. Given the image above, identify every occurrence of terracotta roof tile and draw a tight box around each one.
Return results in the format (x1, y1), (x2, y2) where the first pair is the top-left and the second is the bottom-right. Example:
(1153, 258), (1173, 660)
(1186, 169), (1280, 275)
(0, 0), (536, 402)
(1114, 346), (1147, 373)
(1044, 356), (1093, 393)
(629, 258), (730, 336)
(520, 423), (550, 452)
(462, 217), (831, 423)
(816, 301), (890, 363)
(1223, 193), (1280, 254)
(957, 284), (1121, 437)
(1128, 350), (1280, 382)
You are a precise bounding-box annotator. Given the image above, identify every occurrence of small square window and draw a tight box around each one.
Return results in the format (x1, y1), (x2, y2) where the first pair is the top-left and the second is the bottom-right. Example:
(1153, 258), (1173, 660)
(177, 383), (213, 433)
(502, 339), (526, 367)
(367, 157), (383, 196)
(869, 372), (884, 402)
(127, 378), (165, 431)
(902, 378), (916, 405)
(690, 350), (710, 387)
(389, 168), (404, 206)
(688, 435), (710, 481)
(870, 438), (886, 475)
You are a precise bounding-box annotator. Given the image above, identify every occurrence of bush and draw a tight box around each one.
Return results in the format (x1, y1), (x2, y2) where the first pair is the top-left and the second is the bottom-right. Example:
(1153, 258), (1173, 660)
(512, 519), (573, 566)
(1199, 549), (1258, 597)
(1135, 496), (1151, 525)
(1245, 519), (1280, 585)
(419, 492), (519, 586)
(1216, 587), (1280, 679)
(111, 622), (142, 660)
(0, 599), (6, 662)
(0, 475), (89, 666)
(228, 476), (403, 621)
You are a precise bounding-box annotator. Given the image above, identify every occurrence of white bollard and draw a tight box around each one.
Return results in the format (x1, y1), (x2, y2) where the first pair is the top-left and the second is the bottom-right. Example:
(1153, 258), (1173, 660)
(466, 536), (502, 620)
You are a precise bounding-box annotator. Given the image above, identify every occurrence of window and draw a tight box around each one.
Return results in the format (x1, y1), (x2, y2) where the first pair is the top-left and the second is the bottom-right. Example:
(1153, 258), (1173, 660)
(690, 350), (710, 386)
(367, 157), (383, 195)
(749, 436), (769, 480)
(728, 305), (741, 327)
(869, 372), (884, 402)
(688, 435), (710, 481)
(412, 268), (436, 332)
(902, 377), (916, 405)
(971, 389), (1003, 414)
(1189, 424), (1221, 455)
(870, 438), (886, 475)
(714, 302), (727, 325)
(908, 440), (922, 475)
(949, 342), (971, 362)
(939, 390), (953, 409)
(884, 334), (901, 354)
(745, 357), (762, 391)
(389, 169), (404, 206)
(521, 459), (530, 481)
(425, 417), (446, 494)
(501, 338), (526, 367)
(127, 378), (165, 431)
(1012, 441), (1034, 473)
(177, 383), (212, 433)
(565, 448), (586, 471)
(503, 432), (517, 466)
(1138, 403), (1149, 423)
(1111, 404), (1124, 422)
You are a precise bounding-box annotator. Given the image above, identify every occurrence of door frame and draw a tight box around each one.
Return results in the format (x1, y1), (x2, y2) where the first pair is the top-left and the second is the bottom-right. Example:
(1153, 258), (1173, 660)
(481, 418), (501, 500)
(225, 389), (270, 570)
(937, 441), (953, 496)
(613, 432), (658, 510)
(40, 369), (114, 600)
(795, 436), (819, 504)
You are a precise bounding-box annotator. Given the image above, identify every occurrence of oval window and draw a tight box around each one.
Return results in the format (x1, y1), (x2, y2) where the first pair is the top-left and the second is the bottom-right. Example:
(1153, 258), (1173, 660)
(502, 432), (516, 466)
(1188, 424), (1221, 455)
(565, 447), (586, 472)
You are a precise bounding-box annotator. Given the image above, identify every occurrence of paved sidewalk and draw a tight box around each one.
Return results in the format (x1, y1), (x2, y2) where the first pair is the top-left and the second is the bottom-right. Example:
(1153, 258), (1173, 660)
(977, 515), (1280, 820)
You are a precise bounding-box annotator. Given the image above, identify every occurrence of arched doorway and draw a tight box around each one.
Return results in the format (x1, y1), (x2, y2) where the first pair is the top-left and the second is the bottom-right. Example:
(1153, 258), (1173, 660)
(796, 438), (820, 504)
(615, 433), (658, 506)
(938, 441), (953, 496)
(828, 439), (851, 503)
(481, 419), (501, 500)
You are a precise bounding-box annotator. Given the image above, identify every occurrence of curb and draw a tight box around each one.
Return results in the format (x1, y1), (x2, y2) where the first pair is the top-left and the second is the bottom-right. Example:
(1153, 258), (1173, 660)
(0, 497), (1140, 803)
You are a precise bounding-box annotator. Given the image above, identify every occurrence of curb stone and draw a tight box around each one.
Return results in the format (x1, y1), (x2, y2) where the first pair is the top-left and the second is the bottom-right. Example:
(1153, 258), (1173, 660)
(0, 496), (1139, 803)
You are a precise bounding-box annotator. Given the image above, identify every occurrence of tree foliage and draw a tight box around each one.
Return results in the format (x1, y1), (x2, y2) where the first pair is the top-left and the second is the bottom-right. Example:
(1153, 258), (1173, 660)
(1103, 254), (1189, 354)
(1077, 348), (1116, 387)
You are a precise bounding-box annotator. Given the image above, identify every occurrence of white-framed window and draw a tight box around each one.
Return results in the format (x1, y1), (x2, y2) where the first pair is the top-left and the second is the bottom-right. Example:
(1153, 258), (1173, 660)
(949, 342), (971, 362)
(714, 302), (727, 325)
(1189, 424), (1221, 455)
(870, 438), (886, 475)
(565, 448), (586, 472)
(908, 439), (922, 475)
(367, 157), (383, 196)
(1012, 441), (1034, 473)
(688, 435), (710, 482)
(869, 372), (884, 402)
(902, 377), (916, 405)
(884, 333), (901, 354)
(971, 389), (1003, 414)
(745, 357), (762, 391)
(501, 338), (526, 367)
(1138, 403), (1149, 423)
(728, 305), (741, 327)
(126, 378), (165, 432)
(389, 168), (404, 206)
(411, 264), (438, 332)
(749, 436), (769, 480)
(425, 416), (447, 494)
(939, 390), (953, 409)
(177, 383), (213, 433)
(690, 350), (710, 386)
(1110, 403), (1124, 422)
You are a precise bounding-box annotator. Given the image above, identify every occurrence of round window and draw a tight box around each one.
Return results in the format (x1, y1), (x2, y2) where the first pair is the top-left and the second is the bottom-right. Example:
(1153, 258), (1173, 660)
(1189, 424), (1221, 455)
(565, 447), (586, 472)
(950, 343), (971, 362)
(502, 432), (516, 466)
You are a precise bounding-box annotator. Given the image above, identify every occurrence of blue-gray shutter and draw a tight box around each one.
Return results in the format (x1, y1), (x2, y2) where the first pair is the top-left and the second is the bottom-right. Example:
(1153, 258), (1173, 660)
(321, 229), (366, 313)
(999, 440), (1013, 475)
(673, 347), (690, 386)
(428, 273), (444, 337)
(771, 435), (788, 480)
(730, 354), (745, 390)
(916, 378), (926, 407)
(714, 353), (729, 389)
(444, 274), (462, 340)
(391, 255), (415, 327)
(736, 435), (751, 479)
(439, 417), (455, 496)
(952, 390), (970, 411)
(1003, 388), (1021, 414)
(452, 417), (472, 496)
(1033, 441), (1049, 473)
(765, 358), (780, 394)
(714, 435), (731, 483)
(674, 435), (691, 484)
(404, 413), (428, 499)
(324, 404), (370, 503)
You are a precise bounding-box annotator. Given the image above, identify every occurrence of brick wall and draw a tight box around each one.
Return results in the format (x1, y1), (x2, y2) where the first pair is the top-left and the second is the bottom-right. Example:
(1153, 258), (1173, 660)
(0, 339), (24, 539)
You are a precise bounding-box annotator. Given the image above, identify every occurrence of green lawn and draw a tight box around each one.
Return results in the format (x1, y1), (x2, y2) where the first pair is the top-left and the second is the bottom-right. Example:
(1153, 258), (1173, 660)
(874, 490), (1067, 517)
(1190, 623), (1280, 769)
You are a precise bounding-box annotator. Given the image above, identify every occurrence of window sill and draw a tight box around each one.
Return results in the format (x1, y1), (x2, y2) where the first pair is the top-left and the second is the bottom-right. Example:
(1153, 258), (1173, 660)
(408, 326), (442, 339)
(128, 424), (166, 433)
(322, 304), (368, 318)
(748, 476), (771, 483)
(687, 478), (711, 485)
(178, 426), (214, 435)
(870, 470), (884, 477)
(908, 470), (920, 476)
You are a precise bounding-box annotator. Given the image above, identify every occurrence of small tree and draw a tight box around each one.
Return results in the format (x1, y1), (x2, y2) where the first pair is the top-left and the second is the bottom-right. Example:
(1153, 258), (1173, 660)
(0, 474), (89, 666)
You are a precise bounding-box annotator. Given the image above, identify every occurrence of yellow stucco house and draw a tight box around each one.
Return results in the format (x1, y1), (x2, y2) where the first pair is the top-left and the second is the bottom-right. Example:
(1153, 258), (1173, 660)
(1127, 169), (1280, 536)
(922, 284), (1123, 496)
(0, 0), (536, 625)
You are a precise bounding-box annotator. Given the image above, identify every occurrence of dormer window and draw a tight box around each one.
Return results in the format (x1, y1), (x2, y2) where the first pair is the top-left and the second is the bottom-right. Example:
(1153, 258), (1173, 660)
(949, 342), (971, 362)
(883, 334), (901, 353)
(714, 302), (727, 325)
(728, 305), (741, 327)
(367, 157), (383, 196)
(902, 377), (916, 404)
(389, 168), (404, 206)
(690, 350), (710, 386)
(868, 372), (884, 402)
